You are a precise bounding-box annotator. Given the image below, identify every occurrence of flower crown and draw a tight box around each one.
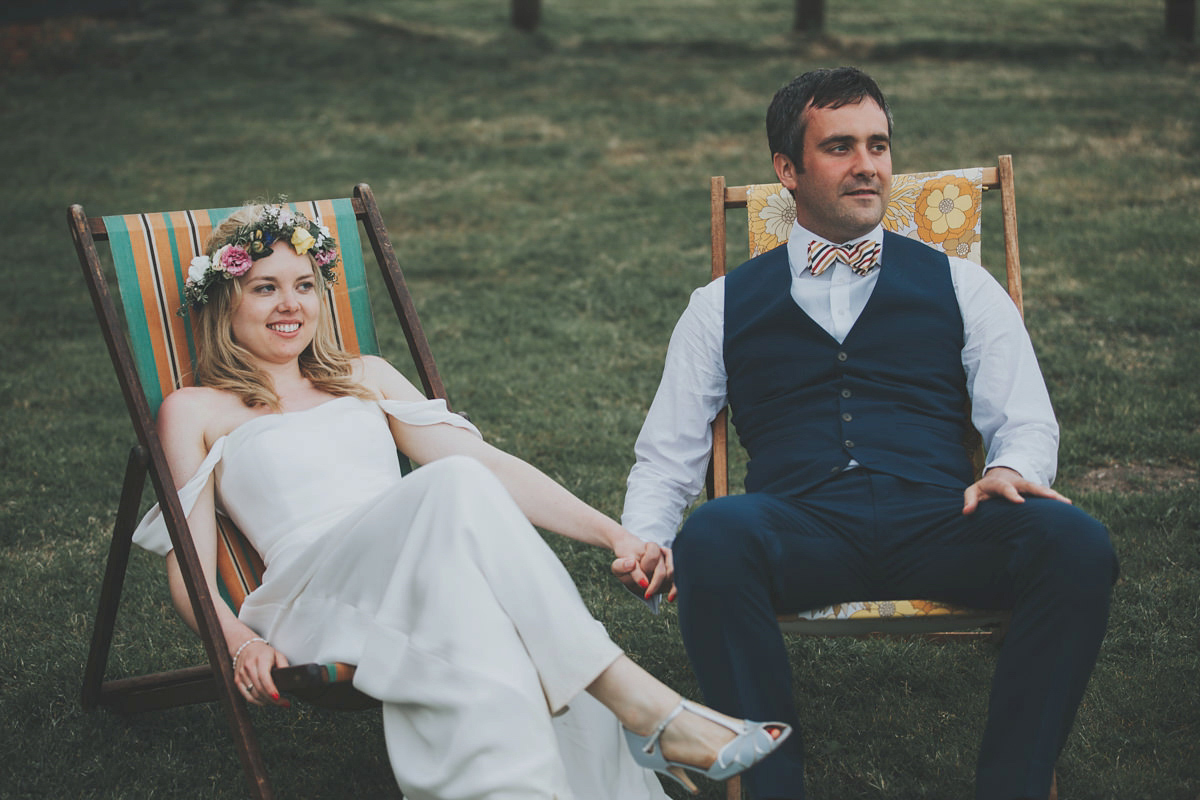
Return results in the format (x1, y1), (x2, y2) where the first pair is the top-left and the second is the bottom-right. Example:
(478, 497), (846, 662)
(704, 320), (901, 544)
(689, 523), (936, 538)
(180, 204), (340, 313)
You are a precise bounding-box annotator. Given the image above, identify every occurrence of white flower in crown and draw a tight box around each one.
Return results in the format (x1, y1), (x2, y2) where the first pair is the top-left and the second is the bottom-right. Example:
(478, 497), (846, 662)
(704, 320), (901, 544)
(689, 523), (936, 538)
(188, 255), (211, 284)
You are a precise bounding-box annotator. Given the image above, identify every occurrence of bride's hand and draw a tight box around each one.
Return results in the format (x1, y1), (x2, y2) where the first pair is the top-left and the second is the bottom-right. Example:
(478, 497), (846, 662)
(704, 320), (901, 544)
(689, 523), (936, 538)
(612, 537), (675, 602)
(232, 637), (292, 708)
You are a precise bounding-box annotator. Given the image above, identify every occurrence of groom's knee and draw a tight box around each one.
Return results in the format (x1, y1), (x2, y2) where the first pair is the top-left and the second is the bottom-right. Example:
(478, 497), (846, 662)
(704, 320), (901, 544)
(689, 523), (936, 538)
(674, 495), (776, 591)
(1037, 503), (1118, 603)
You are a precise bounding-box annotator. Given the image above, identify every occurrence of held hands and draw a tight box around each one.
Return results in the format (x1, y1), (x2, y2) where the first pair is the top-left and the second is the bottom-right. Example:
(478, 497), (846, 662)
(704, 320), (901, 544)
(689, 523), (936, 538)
(232, 636), (291, 708)
(962, 466), (1072, 515)
(611, 534), (676, 603)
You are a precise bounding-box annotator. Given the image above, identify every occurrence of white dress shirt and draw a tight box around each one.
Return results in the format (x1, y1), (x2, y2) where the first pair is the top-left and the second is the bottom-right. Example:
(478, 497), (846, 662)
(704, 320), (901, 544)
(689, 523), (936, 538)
(621, 221), (1060, 549)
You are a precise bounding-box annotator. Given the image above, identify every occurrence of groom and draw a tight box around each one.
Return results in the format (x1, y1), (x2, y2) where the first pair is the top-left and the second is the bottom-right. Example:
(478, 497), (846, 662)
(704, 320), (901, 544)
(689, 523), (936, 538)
(615, 67), (1117, 800)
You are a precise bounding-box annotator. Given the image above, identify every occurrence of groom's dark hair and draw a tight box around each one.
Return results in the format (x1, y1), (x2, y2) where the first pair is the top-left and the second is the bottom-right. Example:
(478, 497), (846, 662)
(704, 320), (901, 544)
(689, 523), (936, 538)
(766, 67), (893, 167)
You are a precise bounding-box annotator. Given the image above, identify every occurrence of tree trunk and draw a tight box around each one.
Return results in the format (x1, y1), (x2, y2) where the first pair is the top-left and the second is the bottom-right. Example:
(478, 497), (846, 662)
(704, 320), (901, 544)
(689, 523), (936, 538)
(794, 0), (826, 34)
(1166, 0), (1196, 42)
(512, 0), (541, 32)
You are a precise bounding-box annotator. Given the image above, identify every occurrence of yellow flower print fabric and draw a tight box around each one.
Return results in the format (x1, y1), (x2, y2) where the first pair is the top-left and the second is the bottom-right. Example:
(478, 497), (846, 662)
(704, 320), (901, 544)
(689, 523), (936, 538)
(777, 599), (1007, 635)
(746, 185), (797, 255)
(744, 167), (984, 265)
(791, 599), (967, 622)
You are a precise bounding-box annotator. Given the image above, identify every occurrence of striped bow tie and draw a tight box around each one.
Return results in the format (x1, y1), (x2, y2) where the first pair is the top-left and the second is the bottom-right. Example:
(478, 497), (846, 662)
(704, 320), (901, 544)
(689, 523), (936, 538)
(806, 238), (882, 277)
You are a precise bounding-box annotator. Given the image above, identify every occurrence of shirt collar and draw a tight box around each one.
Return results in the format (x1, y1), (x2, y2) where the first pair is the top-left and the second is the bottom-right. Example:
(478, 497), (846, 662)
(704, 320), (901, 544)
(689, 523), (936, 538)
(786, 221), (885, 279)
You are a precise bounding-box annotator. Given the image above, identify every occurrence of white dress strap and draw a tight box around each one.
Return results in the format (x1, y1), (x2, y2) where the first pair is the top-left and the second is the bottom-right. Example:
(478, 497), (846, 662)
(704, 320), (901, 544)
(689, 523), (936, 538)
(377, 398), (482, 439)
(132, 437), (227, 557)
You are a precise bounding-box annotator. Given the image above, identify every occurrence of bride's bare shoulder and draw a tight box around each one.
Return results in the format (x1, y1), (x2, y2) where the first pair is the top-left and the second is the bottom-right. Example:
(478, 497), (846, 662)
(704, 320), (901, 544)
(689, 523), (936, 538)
(160, 385), (239, 414)
(354, 355), (423, 401)
(158, 386), (254, 438)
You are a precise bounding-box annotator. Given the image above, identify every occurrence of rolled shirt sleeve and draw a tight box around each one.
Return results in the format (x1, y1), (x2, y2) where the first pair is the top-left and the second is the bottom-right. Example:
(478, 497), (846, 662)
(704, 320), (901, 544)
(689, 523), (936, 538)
(622, 280), (728, 548)
(953, 259), (1060, 487)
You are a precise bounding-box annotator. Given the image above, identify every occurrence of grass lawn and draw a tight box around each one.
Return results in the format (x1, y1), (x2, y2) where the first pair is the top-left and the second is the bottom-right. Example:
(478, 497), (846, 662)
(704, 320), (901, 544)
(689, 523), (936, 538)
(1, 1), (1197, 797)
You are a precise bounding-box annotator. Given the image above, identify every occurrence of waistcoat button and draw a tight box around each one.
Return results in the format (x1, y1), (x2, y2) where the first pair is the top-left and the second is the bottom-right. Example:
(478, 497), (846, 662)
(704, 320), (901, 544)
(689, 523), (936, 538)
(842, 413), (853, 422)
(836, 351), (848, 362)
(841, 388), (852, 398)
(844, 439), (855, 448)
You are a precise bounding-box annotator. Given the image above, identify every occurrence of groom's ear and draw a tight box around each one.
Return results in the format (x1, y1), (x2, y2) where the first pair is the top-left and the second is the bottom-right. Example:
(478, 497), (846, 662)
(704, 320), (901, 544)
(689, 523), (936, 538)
(773, 152), (800, 191)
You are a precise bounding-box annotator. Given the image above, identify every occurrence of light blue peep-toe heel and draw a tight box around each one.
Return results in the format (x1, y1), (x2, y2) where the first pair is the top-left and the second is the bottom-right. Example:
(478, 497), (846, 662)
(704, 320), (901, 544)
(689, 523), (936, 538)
(623, 698), (792, 794)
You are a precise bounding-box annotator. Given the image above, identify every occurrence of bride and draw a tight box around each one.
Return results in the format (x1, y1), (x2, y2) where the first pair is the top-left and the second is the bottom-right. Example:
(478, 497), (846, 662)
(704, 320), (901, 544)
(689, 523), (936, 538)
(132, 203), (790, 800)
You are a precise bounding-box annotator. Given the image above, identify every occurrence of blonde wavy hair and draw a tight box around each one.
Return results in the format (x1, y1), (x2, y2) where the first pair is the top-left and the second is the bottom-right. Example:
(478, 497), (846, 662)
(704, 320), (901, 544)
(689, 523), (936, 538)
(191, 204), (375, 410)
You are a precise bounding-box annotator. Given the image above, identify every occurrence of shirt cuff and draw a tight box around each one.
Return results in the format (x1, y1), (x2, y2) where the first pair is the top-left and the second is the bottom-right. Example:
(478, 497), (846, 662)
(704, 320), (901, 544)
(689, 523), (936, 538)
(983, 455), (1052, 488)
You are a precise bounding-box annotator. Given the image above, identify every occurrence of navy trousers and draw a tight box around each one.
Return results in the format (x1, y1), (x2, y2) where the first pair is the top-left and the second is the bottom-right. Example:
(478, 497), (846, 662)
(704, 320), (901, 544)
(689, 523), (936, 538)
(673, 470), (1117, 800)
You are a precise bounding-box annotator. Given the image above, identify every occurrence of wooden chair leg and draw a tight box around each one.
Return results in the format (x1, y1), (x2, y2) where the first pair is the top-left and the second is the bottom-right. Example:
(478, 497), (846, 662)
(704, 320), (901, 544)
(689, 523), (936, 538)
(80, 445), (276, 799)
(1048, 770), (1058, 800)
(82, 446), (147, 710)
(226, 707), (275, 800)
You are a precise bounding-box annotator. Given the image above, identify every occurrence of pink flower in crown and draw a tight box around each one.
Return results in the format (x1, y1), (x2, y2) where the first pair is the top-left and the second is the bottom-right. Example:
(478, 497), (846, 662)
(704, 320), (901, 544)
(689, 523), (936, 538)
(314, 247), (339, 267)
(221, 244), (254, 276)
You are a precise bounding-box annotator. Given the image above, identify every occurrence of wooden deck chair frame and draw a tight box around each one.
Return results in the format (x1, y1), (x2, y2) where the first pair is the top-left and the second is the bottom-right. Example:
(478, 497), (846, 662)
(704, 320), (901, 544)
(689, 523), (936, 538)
(709, 157), (1054, 799)
(69, 183), (446, 800)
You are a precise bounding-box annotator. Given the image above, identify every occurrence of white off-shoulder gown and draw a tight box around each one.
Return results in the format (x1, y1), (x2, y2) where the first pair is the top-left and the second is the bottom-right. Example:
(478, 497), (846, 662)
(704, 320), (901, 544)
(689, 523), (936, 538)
(133, 396), (668, 800)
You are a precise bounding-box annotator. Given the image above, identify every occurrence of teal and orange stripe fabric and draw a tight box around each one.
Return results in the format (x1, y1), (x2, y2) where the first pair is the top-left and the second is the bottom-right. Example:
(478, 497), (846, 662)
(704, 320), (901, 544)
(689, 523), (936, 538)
(321, 663), (357, 684)
(103, 198), (379, 415)
(215, 513), (265, 613)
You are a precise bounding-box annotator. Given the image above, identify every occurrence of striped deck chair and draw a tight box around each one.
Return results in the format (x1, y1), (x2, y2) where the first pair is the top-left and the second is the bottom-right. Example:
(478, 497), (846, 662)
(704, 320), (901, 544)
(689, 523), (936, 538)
(710, 157), (1052, 799)
(69, 184), (447, 800)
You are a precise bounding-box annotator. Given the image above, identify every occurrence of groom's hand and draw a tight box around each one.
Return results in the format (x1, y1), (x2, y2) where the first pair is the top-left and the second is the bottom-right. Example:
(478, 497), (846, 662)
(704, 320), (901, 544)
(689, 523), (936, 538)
(612, 540), (675, 602)
(962, 466), (1072, 515)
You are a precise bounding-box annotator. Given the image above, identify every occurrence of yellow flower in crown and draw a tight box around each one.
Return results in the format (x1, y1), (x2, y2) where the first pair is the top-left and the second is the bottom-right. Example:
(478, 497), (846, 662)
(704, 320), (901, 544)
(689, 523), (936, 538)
(747, 185), (795, 256)
(291, 226), (317, 255)
(914, 174), (978, 245)
(247, 230), (269, 257)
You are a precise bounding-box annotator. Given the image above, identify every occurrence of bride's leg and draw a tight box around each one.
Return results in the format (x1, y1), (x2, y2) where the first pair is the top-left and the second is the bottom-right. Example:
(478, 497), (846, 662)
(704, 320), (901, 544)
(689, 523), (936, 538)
(339, 456), (636, 798)
(407, 456), (766, 779)
(261, 455), (620, 799)
(263, 455), (735, 797)
(587, 654), (741, 769)
(551, 692), (671, 800)
(372, 632), (575, 800)
(389, 455), (626, 709)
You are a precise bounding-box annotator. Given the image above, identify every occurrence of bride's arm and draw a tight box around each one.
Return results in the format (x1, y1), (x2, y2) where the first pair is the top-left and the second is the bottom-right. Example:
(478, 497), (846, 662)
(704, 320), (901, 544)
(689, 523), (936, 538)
(361, 356), (671, 596)
(157, 389), (290, 706)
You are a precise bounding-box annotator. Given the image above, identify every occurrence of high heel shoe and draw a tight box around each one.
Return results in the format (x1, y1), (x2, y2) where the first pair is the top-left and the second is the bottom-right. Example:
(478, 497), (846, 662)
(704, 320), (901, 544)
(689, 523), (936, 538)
(623, 699), (792, 794)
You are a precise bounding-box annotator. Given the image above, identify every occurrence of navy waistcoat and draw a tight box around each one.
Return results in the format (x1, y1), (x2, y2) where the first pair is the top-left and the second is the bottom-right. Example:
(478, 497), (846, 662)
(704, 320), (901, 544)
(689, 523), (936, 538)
(723, 232), (974, 496)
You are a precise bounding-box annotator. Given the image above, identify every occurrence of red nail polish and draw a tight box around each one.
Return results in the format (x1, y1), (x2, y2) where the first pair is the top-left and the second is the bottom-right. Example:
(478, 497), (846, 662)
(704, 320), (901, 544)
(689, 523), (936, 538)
(271, 692), (280, 701)
(638, 578), (649, 589)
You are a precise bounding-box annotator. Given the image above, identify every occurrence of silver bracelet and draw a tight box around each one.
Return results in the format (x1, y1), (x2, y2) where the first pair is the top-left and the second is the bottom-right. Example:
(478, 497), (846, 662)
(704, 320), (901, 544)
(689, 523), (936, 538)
(231, 637), (268, 671)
